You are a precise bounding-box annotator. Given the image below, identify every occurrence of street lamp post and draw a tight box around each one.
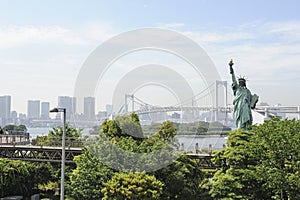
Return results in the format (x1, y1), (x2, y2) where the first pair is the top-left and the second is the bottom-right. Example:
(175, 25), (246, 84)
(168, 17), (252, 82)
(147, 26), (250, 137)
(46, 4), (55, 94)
(50, 107), (66, 200)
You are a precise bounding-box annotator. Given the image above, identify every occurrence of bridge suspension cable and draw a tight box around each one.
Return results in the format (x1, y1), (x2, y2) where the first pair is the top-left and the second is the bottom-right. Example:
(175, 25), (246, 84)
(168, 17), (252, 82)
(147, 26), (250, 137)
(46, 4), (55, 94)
(129, 82), (217, 110)
(172, 83), (215, 107)
(133, 96), (152, 107)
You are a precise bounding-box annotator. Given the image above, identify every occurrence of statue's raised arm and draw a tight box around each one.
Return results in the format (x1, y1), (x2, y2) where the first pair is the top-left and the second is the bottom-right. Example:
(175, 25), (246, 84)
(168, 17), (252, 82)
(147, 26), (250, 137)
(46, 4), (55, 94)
(229, 59), (237, 85)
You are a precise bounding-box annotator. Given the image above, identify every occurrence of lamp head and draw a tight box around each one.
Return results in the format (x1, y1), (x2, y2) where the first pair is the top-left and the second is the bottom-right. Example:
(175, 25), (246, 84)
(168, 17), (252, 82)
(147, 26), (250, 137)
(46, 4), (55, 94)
(49, 107), (65, 113)
(50, 108), (59, 113)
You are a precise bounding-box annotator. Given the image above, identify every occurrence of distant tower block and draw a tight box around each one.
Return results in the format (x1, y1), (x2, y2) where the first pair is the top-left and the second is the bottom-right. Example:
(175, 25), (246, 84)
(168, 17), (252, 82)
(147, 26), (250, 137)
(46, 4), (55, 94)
(215, 80), (228, 121)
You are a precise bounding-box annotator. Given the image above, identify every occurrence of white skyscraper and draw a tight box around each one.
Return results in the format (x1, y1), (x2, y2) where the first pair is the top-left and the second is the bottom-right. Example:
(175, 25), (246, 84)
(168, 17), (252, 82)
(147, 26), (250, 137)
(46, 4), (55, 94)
(58, 96), (76, 120)
(27, 100), (40, 119)
(84, 97), (95, 120)
(0, 95), (11, 125)
(41, 102), (50, 120)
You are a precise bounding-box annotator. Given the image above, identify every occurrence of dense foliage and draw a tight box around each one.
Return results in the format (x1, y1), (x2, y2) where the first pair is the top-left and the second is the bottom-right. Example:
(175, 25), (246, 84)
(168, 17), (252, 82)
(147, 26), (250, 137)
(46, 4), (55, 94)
(154, 154), (204, 200)
(68, 113), (205, 199)
(0, 159), (53, 197)
(2, 124), (27, 131)
(3, 115), (299, 199)
(67, 150), (113, 200)
(210, 117), (300, 200)
(102, 171), (163, 200)
(0, 123), (82, 198)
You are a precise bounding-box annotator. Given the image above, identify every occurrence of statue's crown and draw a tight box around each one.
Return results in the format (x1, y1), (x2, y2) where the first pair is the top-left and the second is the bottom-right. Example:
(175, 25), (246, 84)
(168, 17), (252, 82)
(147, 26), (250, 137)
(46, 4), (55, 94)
(237, 75), (247, 82)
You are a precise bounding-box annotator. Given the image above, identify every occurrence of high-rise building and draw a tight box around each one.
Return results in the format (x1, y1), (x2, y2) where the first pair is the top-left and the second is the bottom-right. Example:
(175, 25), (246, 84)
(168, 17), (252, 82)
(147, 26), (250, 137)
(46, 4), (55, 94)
(41, 102), (50, 120)
(58, 96), (76, 120)
(11, 111), (18, 119)
(0, 95), (11, 125)
(27, 100), (40, 119)
(84, 97), (95, 120)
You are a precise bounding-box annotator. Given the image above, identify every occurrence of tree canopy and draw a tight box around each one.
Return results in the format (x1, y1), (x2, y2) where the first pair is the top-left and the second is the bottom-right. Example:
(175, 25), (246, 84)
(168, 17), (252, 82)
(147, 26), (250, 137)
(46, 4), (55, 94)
(102, 171), (163, 200)
(0, 159), (53, 197)
(2, 115), (299, 199)
(2, 124), (27, 131)
(210, 117), (300, 200)
(67, 150), (113, 200)
(68, 113), (205, 199)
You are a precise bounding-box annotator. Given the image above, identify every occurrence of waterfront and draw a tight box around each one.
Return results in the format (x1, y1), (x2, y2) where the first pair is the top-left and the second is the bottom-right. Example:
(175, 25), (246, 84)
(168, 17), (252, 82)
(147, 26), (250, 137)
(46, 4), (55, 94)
(27, 127), (227, 153)
(27, 127), (52, 139)
(27, 127), (91, 139)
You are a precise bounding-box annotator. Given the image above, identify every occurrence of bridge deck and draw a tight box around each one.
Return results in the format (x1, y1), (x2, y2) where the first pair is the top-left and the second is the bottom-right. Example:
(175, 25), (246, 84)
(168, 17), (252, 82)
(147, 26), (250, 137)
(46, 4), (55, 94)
(134, 105), (300, 115)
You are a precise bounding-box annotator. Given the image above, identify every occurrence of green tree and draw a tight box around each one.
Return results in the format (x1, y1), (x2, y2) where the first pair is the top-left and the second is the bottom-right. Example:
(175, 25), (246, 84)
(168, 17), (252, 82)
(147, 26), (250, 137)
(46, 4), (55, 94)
(69, 114), (206, 199)
(210, 129), (271, 199)
(102, 112), (143, 141)
(252, 117), (300, 200)
(99, 119), (178, 171)
(154, 154), (204, 200)
(3, 124), (27, 131)
(67, 150), (113, 200)
(138, 120), (178, 153)
(102, 171), (163, 200)
(101, 119), (122, 139)
(115, 112), (144, 141)
(0, 159), (53, 198)
(156, 121), (177, 141)
(32, 123), (83, 147)
(210, 117), (300, 200)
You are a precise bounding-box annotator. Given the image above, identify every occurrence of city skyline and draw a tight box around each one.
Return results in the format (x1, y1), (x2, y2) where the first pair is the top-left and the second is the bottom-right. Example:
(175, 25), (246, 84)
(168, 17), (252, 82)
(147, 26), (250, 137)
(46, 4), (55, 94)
(0, 93), (298, 129)
(0, 1), (300, 113)
(0, 94), (115, 126)
(0, 95), (103, 117)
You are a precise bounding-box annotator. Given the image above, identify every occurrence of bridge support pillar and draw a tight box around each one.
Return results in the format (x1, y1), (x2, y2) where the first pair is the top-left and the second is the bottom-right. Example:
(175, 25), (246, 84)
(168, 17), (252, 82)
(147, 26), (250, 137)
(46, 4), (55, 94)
(264, 107), (269, 120)
(215, 81), (228, 123)
(125, 94), (135, 115)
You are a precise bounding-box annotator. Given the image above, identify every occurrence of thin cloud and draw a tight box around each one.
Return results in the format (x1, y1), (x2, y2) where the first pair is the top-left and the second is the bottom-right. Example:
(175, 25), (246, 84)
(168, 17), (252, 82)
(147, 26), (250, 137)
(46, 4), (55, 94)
(0, 25), (86, 48)
(0, 23), (115, 49)
(182, 30), (255, 43)
(80, 22), (116, 42)
(162, 23), (186, 29)
(1, 20), (300, 109)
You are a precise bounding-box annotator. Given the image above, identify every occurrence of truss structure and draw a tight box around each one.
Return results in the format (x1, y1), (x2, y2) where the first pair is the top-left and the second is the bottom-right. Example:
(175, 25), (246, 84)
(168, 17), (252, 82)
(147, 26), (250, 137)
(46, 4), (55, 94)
(0, 145), (217, 169)
(0, 145), (82, 163)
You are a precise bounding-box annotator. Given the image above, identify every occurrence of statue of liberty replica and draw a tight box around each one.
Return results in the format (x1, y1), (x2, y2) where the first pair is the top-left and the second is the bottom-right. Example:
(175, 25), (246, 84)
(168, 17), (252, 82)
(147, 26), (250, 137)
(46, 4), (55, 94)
(229, 59), (259, 130)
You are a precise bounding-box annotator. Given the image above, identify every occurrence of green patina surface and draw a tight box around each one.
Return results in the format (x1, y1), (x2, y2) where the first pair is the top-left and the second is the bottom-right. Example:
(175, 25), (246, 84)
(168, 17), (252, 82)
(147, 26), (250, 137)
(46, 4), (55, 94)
(229, 60), (259, 130)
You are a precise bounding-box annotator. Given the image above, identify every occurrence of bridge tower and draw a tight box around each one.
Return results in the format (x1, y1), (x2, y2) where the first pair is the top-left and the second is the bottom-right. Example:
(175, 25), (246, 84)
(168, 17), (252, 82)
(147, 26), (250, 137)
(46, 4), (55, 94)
(125, 94), (135, 115)
(215, 80), (228, 122)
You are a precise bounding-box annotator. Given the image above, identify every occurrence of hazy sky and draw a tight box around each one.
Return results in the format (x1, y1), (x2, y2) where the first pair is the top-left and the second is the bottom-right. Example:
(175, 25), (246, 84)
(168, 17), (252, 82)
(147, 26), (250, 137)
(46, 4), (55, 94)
(0, 0), (300, 114)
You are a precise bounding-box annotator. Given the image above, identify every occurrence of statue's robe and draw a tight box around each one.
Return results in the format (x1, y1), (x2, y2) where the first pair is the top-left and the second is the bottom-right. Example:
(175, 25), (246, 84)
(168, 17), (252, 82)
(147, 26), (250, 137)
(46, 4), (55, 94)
(232, 73), (258, 129)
